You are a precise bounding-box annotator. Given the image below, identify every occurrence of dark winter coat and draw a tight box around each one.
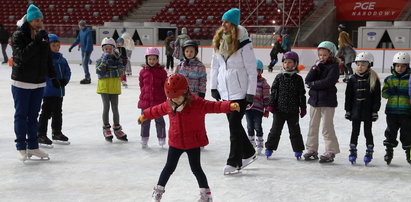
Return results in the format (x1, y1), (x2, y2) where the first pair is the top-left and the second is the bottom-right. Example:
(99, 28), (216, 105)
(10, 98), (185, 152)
(305, 61), (339, 107)
(138, 63), (168, 109)
(345, 72), (381, 121)
(270, 41), (283, 60)
(43, 52), (71, 97)
(0, 26), (9, 44)
(117, 46), (128, 65)
(143, 95), (232, 150)
(164, 36), (175, 56)
(11, 22), (55, 84)
(70, 27), (93, 53)
(270, 72), (306, 113)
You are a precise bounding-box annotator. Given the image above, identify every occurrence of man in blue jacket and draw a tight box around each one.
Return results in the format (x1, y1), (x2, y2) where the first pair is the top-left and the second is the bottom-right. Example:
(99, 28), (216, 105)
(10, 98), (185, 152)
(69, 20), (93, 84)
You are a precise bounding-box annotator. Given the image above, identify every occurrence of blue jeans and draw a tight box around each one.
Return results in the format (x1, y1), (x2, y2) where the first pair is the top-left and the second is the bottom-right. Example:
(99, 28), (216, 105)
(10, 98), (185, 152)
(82, 51), (92, 79)
(245, 109), (263, 137)
(11, 86), (44, 150)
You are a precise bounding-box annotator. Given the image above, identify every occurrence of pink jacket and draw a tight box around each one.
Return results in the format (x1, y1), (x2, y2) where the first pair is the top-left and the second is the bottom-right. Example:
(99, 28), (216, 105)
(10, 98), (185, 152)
(138, 64), (168, 109)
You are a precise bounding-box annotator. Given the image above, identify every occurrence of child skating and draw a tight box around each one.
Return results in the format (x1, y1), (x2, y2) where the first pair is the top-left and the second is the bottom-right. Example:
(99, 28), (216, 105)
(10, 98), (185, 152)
(344, 52), (381, 165)
(381, 51), (411, 165)
(96, 37), (128, 142)
(264, 51), (306, 159)
(245, 59), (270, 154)
(116, 37), (129, 88)
(267, 37), (283, 72)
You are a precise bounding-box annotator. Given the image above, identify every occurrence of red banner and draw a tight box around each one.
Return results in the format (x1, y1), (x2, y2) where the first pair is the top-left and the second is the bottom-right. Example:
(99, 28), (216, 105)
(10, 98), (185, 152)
(334, 0), (408, 21)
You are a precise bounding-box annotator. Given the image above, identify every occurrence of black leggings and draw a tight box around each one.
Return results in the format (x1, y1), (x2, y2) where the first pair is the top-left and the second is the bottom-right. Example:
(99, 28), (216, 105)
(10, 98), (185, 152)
(350, 120), (373, 146)
(157, 146), (208, 188)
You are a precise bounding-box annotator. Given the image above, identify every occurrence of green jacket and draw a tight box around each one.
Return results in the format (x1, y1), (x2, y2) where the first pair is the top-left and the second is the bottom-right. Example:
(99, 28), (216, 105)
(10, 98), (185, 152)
(382, 71), (411, 115)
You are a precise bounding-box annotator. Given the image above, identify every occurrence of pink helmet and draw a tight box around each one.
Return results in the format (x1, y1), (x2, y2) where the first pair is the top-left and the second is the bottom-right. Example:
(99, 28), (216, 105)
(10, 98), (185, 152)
(144, 47), (160, 57)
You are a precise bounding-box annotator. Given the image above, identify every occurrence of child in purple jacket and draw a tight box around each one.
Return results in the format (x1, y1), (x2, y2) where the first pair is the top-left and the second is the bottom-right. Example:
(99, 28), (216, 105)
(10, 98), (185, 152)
(245, 59), (270, 154)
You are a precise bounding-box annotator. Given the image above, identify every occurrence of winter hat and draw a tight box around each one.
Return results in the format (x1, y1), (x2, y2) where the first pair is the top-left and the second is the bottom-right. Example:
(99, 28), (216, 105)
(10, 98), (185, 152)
(256, 59), (263, 70)
(116, 37), (124, 43)
(281, 29), (288, 35)
(26, 4), (43, 22)
(48, 34), (59, 43)
(78, 20), (86, 27)
(167, 31), (174, 36)
(181, 27), (187, 34)
(222, 8), (240, 26)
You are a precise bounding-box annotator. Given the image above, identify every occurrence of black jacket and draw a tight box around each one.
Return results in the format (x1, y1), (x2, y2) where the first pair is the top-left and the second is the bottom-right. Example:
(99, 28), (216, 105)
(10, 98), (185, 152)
(345, 72), (381, 121)
(0, 26), (9, 44)
(305, 61), (339, 107)
(270, 72), (306, 113)
(11, 22), (55, 84)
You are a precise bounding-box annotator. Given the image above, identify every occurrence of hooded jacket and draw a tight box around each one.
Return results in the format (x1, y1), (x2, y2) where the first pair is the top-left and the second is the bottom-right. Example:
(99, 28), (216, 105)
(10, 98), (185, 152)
(43, 52), (71, 97)
(138, 63), (168, 109)
(175, 58), (207, 96)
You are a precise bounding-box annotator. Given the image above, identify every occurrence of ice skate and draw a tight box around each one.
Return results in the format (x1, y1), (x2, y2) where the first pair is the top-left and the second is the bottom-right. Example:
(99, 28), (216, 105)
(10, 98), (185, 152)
(52, 132), (70, 145)
(241, 153), (257, 169)
(17, 150), (27, 161)
(248, 136), (256, 147)
(38, 134), (53, 148)
(158, 138), (166, 147)
(348, 144), (357, 164)
(319, 152), (335, 163)
(303, 150), (319, 161)
(406, 148), (411, 165)
(141, 137), (149, 149)
(121, 81), (128, 88)
(27, 149), (50, 160)
(294, 151), (303, 160)
(223, 165), (240, 175)
(384, 147), (393, 165)
(363, 145), (374, 166)
(152, 185), (165, 202)
(103, 124), (113, 142)
(256, 137), (264, 155)
(265, 149), (273, 158)
(198, 188), (213, 202)
(113, 125), (128, 141)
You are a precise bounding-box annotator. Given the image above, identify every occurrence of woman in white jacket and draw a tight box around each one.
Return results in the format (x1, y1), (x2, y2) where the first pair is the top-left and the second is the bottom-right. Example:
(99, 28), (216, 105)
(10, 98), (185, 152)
(210, 8), (258, 174)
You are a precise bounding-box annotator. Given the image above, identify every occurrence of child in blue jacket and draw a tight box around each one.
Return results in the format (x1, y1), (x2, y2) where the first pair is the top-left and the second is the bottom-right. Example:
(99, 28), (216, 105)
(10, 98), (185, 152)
(37, 34), (71, 147)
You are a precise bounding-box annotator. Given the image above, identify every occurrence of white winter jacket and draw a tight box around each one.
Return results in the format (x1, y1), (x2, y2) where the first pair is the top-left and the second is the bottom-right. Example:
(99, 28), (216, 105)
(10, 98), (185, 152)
(210, 27), (257, 100)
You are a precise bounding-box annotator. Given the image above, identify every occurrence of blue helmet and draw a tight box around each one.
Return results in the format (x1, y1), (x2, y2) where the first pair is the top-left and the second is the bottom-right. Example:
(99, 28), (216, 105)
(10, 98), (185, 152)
(317, 41), (337, 57)
(48, 34), (59, 43)
(256, 59), (263, 70)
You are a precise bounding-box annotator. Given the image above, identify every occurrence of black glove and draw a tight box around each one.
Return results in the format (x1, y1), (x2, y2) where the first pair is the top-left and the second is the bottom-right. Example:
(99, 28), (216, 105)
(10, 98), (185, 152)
(51, 78), (61, 88)
(387, 86), (398, 95)
(59, 79), (68, 87)
(345, 112), (351, 120)
(198, 92), (205, 99)
(246, 94), (254, 105)
(35, 30), (48, 43)
(211, 89), (220, 101)
(371, 113), (378, 122)
(68, 46), (73, 53)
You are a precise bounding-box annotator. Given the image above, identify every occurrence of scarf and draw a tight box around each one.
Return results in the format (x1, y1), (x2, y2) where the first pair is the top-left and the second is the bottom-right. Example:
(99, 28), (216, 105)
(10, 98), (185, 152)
(219, 33), (232, 60)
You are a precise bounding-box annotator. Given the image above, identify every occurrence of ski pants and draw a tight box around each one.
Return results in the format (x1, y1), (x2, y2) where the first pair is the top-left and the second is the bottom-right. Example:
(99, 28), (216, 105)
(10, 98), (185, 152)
(245, 109), (263, 137)
(384, 114), (411, 149)
(166, 55), (174, 70)
(226, 99), (256, 167)
(158, 146), (209, 188)
(12, 86), (44, 150)
(100, 94), (120, 125)
(265, 112), (305, 152)
(350, 120), (373, 146)
(38, 97), (63, 135)
(140, 109), (166, 138)
(306, 106), (340, 154)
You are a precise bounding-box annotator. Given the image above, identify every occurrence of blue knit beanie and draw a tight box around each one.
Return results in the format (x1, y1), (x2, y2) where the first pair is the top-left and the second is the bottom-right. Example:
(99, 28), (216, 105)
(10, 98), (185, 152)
(48, 34), (59, 43)
(222, 8), (240, 26)
(26, 4), (43, 22)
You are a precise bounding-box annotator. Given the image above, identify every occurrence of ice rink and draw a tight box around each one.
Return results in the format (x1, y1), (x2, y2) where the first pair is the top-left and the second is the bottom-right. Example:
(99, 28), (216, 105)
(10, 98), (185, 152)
(0, 62), (410, 202)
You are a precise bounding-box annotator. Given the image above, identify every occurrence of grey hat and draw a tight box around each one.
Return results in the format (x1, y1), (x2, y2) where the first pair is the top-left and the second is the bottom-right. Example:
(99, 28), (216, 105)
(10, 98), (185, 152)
(78, 20), (86, 27)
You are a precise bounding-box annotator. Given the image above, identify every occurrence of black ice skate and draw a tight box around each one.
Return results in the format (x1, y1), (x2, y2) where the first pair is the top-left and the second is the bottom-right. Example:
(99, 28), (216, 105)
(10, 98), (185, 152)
(52, 132), (70, 145)
(38, 134), (53, 148)
(405, 148), (411, 165)
(348, 144), (357, 164)
(303, 150), (319, 161)
(384, 147), (393, 165)
(319, 152), (335, 163)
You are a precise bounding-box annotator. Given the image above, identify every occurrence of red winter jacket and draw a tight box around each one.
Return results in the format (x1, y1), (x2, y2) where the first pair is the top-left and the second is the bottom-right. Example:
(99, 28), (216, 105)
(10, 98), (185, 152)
(143, 95), (232, 150)
(138, 64), (168, 109)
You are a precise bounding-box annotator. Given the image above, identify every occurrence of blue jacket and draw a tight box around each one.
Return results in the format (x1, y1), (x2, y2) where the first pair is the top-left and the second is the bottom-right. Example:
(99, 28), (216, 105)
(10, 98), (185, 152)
(43, 52), (71, 97)
(70, 27), (93, 53)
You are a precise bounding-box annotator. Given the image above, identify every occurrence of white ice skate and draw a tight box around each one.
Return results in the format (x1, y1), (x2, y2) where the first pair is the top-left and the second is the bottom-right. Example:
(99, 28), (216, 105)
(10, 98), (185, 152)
(240, 153), (257, 170)
(141, 137), (149, 149)
(198, 188), (213, 202)
(223, 165), (240, 175)
(158, 138), (166, 148)
(152, 185), (165, 202)
(17, 150), (27, 161)
(256, 137), (264, 155)
(27, 149), (50, 160)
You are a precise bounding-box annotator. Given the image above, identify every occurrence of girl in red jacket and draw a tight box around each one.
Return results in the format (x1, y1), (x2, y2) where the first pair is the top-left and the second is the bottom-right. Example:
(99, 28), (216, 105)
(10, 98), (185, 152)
(138, 73), (239, 202)
(138, 47), (168, 148)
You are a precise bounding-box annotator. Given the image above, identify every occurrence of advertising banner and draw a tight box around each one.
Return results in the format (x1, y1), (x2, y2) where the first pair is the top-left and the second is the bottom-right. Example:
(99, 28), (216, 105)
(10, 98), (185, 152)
(334, 0), (408, 21)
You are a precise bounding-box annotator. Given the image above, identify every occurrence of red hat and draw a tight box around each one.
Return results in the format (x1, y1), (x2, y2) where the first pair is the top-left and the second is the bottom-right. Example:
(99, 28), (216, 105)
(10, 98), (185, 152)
(164, 74), (188, 98)
(276, 37), (282, 42)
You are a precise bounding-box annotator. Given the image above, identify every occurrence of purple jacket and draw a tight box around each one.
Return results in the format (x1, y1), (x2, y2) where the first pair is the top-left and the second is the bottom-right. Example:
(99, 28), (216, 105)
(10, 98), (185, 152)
(247, 76), (270, 112)
(138, 64), (168, 109)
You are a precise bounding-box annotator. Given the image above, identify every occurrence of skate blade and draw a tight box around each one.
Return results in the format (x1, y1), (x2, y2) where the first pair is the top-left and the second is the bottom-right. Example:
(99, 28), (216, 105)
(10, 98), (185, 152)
(240, 156), (257, 170)
(39, 143), (54, 149)
(27, 156), (50, 161)
(53, 140), (70, 145)
(224, 170), (241, 175)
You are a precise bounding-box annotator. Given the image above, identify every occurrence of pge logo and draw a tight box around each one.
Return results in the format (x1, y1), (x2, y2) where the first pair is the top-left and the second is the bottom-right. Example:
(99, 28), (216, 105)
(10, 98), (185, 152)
(353, 2), (376, 10)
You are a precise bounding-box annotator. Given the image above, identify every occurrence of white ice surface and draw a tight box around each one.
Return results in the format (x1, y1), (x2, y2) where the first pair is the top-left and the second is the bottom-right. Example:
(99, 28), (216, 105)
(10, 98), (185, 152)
(0, 62), (410, 202)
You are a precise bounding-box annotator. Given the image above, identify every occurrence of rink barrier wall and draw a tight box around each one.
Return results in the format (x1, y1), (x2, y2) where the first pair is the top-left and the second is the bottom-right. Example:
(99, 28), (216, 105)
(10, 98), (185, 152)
(4, 44), (410, 73)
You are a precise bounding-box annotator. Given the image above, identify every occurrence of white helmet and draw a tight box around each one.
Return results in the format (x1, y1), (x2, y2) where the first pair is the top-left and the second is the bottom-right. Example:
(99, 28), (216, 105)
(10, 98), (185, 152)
(355, 52), (374, 67)
(392, 52), (410, 64)
(101, 37), (116, 48)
